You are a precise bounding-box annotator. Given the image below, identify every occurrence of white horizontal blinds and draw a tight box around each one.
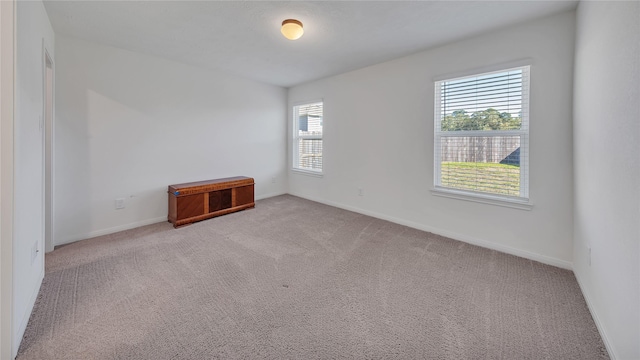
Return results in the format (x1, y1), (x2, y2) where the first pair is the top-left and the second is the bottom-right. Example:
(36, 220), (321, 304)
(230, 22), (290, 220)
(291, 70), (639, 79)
(294, 102), (323, 172)
(435, 66), (530, 200)
(439, 69), (525, 131)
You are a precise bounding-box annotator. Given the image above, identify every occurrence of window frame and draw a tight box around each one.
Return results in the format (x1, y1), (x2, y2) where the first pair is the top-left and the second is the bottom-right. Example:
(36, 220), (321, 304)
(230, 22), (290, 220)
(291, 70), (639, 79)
(292, 100), (324, 176)
(432, 65), (532, 210)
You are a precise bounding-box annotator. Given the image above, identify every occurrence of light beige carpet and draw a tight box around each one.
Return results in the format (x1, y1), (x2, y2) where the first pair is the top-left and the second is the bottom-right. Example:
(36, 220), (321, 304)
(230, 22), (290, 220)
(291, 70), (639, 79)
(18, 195), (608, 359)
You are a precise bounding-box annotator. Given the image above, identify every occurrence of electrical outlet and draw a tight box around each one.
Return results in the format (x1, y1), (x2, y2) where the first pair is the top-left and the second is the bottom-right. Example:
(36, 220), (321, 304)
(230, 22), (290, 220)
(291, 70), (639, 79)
(588, 247), (592, 266)
(115, 198), (125, 209)
(358, 188), (364, 196)
(271, 177), (276, 184)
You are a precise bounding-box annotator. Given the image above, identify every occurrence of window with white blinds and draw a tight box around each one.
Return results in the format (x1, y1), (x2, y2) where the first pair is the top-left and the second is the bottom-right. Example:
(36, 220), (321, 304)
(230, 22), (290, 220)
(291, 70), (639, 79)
(293, 101), (323, 173)
(434, 66), (530, 203)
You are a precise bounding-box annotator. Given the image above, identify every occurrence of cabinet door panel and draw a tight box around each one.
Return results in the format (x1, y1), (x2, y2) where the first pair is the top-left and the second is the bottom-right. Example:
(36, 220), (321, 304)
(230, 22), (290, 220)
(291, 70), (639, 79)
(209, 189), (232, 212)
(235, 185), (254, 206)
(176, 194), (204, 220)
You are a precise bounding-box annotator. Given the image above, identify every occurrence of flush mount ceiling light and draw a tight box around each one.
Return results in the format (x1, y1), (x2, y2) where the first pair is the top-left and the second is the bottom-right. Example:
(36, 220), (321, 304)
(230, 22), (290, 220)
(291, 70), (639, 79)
(281, 19), (304, 40)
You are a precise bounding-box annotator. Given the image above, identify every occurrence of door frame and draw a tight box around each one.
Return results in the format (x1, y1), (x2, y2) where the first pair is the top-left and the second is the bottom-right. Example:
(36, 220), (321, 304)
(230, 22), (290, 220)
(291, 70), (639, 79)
(0, 0), (16, 358)
(42, 43), (54, 253)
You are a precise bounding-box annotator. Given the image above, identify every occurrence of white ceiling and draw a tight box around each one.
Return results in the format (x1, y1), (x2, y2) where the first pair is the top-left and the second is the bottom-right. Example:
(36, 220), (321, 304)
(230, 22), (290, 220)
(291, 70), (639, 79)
(43, 1), (577, 87)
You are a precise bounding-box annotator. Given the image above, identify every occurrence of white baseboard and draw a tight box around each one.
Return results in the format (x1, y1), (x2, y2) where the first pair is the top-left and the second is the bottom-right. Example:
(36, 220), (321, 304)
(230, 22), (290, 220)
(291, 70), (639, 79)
(13, 270), (44, 358)
(54, 193), (287, 247)
(53, 191), (572, 269)
(288, 192), (573, 270)
(255, 192), (287, 201)
(573, 271), (617, 360)
(55, 216), (167, 247)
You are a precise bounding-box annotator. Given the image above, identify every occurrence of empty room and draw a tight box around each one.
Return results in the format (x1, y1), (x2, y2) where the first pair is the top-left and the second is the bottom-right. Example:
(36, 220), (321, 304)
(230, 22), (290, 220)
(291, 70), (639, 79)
(0, 0), (638, 359)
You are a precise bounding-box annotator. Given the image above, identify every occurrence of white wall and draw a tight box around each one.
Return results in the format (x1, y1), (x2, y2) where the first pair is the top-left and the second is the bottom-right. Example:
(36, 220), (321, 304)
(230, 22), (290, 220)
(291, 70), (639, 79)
(14, 0), (54, 356)
(288, 11), (575, 268)
(54, 36), (288, 245)
(573, 2), (640, 359)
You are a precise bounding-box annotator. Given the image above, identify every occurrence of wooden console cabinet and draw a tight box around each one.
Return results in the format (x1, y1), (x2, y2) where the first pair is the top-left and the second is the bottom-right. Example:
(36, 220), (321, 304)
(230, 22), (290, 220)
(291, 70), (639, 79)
(168, 176), (255, 228)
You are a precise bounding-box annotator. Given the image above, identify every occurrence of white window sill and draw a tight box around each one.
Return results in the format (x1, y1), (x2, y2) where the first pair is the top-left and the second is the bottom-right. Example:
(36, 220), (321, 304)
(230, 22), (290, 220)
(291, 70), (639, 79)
(431, 187), (533, 211)
(292, 168), (324, 178)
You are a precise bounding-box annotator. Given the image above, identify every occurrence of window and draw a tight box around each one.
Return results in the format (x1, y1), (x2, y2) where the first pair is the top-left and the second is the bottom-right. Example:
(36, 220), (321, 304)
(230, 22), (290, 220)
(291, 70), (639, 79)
(434, 66), (530, 205)
(293, 101), (323, 173)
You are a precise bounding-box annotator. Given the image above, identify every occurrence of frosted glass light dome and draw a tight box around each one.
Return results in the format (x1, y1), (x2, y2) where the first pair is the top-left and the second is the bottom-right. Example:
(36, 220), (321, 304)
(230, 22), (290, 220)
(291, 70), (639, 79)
(281, 19), (304, 40)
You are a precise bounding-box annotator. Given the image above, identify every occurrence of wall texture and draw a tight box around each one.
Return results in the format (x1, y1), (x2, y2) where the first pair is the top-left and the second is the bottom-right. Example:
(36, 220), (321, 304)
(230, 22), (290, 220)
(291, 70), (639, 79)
(14, 0), (54, 355)
(288, 11), (576, 268)
(54, 36), (288, 245)
(573, 2), (640, 359)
